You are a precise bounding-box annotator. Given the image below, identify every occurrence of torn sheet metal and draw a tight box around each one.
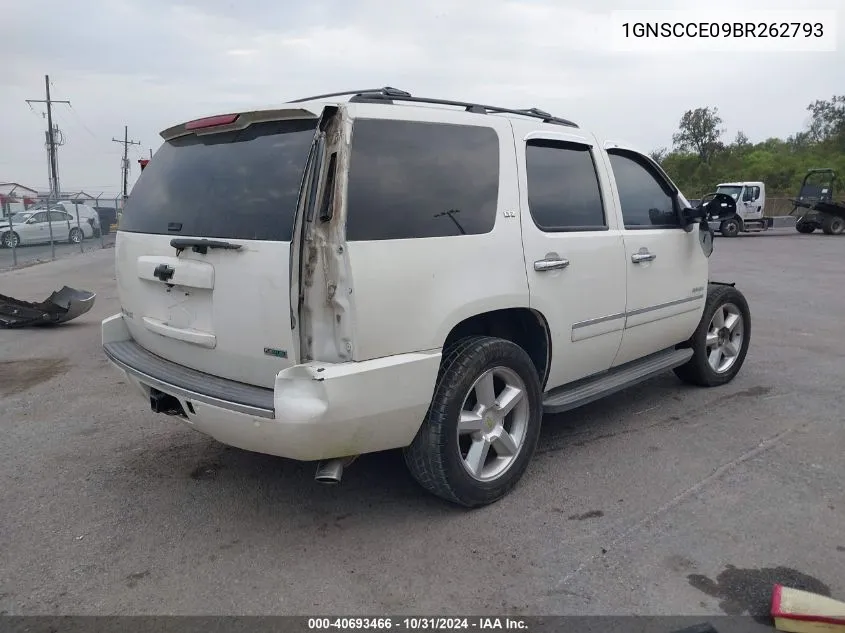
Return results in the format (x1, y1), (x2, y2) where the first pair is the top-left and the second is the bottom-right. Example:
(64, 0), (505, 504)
(0, 286), (96, 328)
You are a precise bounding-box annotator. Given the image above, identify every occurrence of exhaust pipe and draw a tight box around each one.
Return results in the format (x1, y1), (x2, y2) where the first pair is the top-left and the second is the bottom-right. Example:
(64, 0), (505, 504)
(314, 456), (357, 485)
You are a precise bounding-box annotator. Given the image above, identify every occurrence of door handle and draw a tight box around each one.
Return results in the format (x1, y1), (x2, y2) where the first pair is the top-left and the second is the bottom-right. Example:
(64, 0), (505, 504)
(631, 250), (656, 263)
(534, 257), (570, 272)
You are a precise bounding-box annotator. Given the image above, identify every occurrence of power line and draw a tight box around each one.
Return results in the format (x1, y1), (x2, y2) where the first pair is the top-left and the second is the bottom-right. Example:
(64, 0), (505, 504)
(68, 103), (103, 141)
(112, 125), (141, 200)
(48, 76), (102, 143)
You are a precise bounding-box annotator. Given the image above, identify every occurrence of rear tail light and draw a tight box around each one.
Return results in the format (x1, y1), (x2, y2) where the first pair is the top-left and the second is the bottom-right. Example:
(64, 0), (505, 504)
(185, 113), (240, 130)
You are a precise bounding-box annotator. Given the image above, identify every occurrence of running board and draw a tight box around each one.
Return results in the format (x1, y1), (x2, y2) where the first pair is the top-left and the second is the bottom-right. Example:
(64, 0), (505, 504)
(542, 347), (693, 414)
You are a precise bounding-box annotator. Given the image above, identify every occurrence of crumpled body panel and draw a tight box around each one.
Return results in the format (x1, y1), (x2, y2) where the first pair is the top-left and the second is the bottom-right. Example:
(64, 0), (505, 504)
(0, 286), (96, 328)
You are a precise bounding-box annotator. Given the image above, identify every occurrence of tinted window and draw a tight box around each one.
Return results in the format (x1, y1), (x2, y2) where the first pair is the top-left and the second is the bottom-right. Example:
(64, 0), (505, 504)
(608, 151), (679, 228)
(49, 211), (70, 221)
(525, 140), (606, 231)
(31, 212), (48, 223)
(120, 118), (317, 241)
(346, 119), (499, 241)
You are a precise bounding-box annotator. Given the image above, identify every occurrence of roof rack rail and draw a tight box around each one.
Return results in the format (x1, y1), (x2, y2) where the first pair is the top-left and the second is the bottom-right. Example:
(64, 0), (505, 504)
(287, 87), (579, 128)
(288, 87), (411, 103)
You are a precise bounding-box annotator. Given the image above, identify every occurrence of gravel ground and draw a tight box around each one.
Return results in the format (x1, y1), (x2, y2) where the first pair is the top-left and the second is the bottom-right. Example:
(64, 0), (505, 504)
(1, 229), (843, 617)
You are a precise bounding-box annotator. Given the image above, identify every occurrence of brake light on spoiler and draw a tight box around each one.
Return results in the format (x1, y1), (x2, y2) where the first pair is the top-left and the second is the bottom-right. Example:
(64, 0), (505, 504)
(185, 113), (240, 130)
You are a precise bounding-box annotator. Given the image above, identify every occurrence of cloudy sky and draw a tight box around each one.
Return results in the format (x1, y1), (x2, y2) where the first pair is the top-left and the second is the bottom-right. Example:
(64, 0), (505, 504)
(2, 0), (843, 197)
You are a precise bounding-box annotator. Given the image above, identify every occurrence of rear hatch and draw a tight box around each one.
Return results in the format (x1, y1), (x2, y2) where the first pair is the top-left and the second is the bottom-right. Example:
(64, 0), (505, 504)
(116, 108), (319, 388)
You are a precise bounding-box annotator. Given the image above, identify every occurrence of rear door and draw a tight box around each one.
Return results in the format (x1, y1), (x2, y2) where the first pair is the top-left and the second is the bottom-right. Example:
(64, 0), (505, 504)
(49, 210), (73, 241)
(116, 108), (322, 389)
(515, 127), (628, 389)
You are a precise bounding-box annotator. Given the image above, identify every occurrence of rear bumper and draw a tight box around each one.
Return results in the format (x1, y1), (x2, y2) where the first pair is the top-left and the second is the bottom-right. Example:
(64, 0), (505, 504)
(101, 314), (441, 461)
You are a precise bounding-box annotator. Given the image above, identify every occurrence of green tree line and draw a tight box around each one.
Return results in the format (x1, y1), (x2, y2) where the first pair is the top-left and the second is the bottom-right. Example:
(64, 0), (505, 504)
(651, 96), (845, 199)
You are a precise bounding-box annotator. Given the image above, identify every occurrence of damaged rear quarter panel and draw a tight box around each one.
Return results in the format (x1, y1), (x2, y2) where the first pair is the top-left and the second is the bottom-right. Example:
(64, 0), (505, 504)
(339, 105), (530, 361)
(298, 108), (356, 364)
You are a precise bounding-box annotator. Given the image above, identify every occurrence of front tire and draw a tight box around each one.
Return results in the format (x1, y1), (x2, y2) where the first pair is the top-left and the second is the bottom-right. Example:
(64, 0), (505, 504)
(1, 231), (20, 248)
(795, 220), (815, 234)
(674, 284), (751, 387)
(720, 218), (740, 238)
(403, 336), (543, 508)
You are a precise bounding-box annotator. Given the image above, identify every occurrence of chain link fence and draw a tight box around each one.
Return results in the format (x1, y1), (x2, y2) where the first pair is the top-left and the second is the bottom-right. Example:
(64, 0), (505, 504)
(763, 197), (800, 217)
(0, 195), (123, 271)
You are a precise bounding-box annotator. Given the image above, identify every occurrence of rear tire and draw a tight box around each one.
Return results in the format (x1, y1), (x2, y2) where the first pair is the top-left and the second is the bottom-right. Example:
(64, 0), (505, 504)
(69, 228), (83, 244)
(821, 215), (844, 235)
(403, 336), (543, 508)
(720, 218), (740, 238)
(674, 283), (751, 388)
(795, 220), (815, 234)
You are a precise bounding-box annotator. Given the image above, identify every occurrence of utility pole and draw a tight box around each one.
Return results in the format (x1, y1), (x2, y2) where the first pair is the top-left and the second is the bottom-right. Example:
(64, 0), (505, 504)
(26, 74), (70, 260)
(112, 125), (141, 201)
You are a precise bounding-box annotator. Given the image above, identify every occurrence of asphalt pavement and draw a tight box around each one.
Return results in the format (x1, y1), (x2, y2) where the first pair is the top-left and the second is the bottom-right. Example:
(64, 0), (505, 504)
(1, 229), (843, 617)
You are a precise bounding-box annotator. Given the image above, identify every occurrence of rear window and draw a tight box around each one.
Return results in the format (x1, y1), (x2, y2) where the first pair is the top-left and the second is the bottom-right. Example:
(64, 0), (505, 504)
(120, 118), (317, 241)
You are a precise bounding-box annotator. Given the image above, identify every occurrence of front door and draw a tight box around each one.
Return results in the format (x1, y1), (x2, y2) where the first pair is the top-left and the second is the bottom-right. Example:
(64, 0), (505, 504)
(740, 184), (762, 220)
(20, 211), (50, 244)
(602, 147), (708, 367)
(516, 130), (628, 390)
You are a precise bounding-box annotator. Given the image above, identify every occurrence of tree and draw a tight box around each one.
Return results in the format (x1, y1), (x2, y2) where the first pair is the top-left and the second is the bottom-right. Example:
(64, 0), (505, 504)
(671, 106), (726, 164)
(733, 131), (750, 148)
(658, 96), (845, 199)
(787, 131), (812, 150)
(806, 95), (845, 143)
(648, 147), (668, 164)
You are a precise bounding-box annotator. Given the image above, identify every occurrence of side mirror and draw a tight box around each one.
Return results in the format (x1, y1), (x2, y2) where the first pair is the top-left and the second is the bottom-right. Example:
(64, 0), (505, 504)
(698, 192), (738, 220)
(679, 192), (737, 231)
(678, 199), (707, 230)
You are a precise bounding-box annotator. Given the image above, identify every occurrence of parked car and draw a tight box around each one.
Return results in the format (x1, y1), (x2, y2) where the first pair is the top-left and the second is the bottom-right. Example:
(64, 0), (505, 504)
(102, 87), (752, 507)
(62, 201), (102, 237)
(1, 203), (96, 248)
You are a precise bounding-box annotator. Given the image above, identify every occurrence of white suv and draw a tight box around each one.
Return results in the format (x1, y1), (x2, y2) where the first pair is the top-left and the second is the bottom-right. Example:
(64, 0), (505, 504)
(102, 87), (751, 507)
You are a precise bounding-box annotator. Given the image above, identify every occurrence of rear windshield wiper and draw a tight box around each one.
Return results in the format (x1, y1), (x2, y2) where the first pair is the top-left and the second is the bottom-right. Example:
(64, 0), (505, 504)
(170, 238), (243, 255)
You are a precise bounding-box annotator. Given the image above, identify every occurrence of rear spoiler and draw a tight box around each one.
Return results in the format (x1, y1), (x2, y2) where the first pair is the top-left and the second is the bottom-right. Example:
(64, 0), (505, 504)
(160, 106), (322, 141)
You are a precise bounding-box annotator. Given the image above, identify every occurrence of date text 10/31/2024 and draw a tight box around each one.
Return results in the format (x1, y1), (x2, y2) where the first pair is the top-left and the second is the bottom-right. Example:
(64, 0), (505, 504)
(308, 617), (529, 630)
